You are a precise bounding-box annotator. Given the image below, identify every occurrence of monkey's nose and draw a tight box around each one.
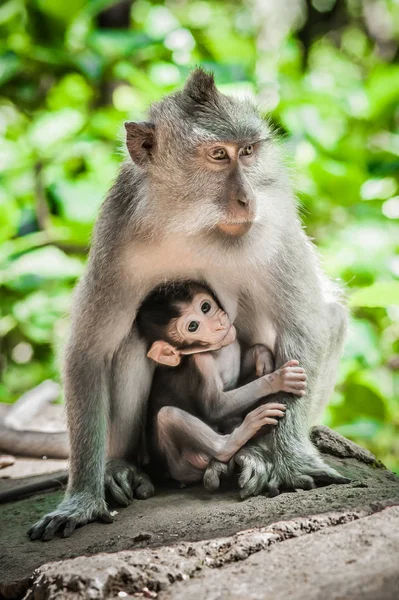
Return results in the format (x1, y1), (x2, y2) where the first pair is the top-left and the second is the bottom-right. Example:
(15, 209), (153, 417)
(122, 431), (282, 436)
(237, 197), (248, 207)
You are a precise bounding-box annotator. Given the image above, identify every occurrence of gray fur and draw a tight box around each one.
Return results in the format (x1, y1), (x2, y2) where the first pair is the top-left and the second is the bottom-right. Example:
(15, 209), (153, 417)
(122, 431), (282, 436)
(28, 69), (348, 540)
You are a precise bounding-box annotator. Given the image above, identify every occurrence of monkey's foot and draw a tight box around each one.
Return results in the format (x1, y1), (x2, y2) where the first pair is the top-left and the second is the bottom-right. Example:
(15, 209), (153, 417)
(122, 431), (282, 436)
(203, 458), (234, 491)
(236, 445), (350, 499)
(28, 493), (113, 541)
(105, 458), (155, 506)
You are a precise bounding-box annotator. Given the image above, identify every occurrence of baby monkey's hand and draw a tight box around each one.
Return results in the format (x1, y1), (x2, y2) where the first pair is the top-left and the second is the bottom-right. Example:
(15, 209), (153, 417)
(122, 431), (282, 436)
(263, 360), (307, 396)
(242, 403), (286, 435)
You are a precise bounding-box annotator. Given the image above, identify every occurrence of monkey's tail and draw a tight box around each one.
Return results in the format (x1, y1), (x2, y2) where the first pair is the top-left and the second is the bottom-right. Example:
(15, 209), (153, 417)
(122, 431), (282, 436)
(0, 424), (69, 459)
(0, 379), (69, 459)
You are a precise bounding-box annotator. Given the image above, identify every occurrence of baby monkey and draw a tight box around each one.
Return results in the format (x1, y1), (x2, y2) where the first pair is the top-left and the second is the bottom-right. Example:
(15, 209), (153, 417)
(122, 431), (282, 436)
(137, 282), (307, 487)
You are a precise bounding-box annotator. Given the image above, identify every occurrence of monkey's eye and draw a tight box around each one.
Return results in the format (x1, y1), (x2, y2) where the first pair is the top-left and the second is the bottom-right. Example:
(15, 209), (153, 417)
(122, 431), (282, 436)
(240, 145), (253, 156)
(209, 147), (228, 161)
(201, 301), (211, 314)
(188, 321), (199, 332)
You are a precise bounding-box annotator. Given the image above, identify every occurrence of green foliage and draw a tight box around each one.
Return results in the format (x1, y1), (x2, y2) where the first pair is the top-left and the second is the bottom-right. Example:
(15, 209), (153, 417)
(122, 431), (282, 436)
(0, 1), (398, 469)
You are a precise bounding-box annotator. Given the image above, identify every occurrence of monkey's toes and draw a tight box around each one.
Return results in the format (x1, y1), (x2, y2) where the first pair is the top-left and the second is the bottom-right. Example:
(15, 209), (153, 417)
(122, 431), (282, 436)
(307, 467), (351, 486)
(203, 469), (221, 491)
(28, 514), (76, 541)
(134, 480), (155, 499)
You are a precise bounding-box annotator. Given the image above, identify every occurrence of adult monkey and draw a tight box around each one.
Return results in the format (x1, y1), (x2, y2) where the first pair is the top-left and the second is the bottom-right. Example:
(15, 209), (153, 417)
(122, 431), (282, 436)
(29, 69), (348, 540)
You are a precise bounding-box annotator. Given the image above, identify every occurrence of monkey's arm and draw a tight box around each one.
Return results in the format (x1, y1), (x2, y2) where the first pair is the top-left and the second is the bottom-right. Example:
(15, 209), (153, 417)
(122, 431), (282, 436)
(207, 361), (306, 422)
(237, 301), (350, 499)
(28, 261), (145, 541)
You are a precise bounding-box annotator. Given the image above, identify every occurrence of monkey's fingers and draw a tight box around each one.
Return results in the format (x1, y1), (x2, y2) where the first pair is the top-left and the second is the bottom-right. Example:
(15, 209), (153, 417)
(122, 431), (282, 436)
(98, 509), (114, 523)
(237, 454), (271, 499)
(264, 409), (285, 418)
(107, 478), (131, 507)
(267, 402), (286, 410)
(307, 467), (351, 486)
(282, 380), (307, 394)
(260, 417), (278, 425)
(62, 518), (78, 538)
(251, 403), (286, 414)
(134, 477), (155, 500)
(237, 460), (263, 498)
(295, 476), (316, 490)
(285, 371), (306, 379)
(282, 385), (306, 396)
(28, 516), (54, 541)
(250, 408), (284, 422)
(281, 360), (299, 368)
(291, 389), (306, 396)
(114, 471), (134, 502)
(125, 466), (155, 499)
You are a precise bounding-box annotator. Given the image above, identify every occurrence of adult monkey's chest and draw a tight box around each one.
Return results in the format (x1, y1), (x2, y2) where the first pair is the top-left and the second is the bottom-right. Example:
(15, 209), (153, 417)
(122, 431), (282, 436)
(129, 236), (276, 349)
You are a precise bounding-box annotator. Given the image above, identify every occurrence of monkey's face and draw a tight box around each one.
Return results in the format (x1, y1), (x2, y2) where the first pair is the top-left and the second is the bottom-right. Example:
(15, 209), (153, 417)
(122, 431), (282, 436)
(125, 69), (291, 242)
(170, 292), (236, 351)
(192, 140), (260, 237)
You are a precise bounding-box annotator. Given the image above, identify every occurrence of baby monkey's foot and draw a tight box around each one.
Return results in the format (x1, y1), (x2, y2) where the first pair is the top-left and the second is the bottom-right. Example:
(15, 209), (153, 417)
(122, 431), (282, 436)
(203, 458), (235, 491)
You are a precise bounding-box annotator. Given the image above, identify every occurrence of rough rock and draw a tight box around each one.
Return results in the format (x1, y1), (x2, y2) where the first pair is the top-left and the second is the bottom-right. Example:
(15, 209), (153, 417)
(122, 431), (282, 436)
(0, 427), (398, 599)
(163, 506), (399, 600)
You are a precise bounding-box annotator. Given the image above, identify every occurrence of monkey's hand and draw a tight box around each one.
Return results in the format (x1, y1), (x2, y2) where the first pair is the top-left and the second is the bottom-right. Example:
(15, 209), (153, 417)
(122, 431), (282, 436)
(236, 441), (350, 499)
(105, 458), (155, 506)
(28, 493), (114, 541)
(263, 360), (307, 396)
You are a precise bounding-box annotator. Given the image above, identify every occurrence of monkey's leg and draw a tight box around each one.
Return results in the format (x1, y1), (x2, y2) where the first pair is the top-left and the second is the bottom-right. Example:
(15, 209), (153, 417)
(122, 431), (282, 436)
(156, 404), (285, 484)
(105, 331), (155, 506)
(28, 276), (141, 541)
(28, 352), (114, 541)
(238, 304), (350, 498)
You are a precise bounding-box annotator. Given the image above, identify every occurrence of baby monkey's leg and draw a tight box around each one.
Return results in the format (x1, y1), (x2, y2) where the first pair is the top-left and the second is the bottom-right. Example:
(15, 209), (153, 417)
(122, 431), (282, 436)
(156, 404), (285, 484)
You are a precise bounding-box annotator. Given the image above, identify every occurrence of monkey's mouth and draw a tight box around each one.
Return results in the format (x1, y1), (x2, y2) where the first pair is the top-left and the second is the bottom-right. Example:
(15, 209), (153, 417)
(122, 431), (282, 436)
(217, 221), (252, 236)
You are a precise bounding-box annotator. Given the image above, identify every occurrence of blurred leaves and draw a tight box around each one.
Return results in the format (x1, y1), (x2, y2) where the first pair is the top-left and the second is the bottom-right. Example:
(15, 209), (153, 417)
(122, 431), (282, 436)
(349, 282), (399, 308)
(0, 0), (398, 469)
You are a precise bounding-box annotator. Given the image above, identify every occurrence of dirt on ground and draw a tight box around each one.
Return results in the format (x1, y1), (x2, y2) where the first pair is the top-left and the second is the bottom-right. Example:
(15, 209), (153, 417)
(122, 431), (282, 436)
(0, 424), (398, 599)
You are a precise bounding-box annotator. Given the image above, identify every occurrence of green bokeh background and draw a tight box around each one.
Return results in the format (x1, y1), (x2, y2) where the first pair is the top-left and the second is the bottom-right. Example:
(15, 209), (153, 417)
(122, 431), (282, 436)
(0, 0), (398, 469)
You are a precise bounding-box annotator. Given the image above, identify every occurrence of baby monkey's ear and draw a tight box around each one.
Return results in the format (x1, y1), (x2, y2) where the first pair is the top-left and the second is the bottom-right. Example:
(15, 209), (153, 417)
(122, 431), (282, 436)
(147, 341), (181, 367)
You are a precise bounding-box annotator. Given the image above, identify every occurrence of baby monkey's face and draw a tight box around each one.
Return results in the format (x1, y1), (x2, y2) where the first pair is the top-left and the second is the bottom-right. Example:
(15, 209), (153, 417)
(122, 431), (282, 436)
(171, 292), (236, 351)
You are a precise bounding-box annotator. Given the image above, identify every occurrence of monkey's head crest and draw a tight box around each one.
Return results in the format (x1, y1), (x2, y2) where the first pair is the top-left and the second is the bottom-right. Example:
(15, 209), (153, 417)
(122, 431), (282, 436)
(183, 68), (218, 105)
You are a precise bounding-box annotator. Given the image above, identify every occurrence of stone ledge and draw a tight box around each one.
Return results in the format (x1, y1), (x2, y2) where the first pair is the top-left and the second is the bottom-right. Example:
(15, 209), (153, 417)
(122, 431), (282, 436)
(0, 428), (398, 599)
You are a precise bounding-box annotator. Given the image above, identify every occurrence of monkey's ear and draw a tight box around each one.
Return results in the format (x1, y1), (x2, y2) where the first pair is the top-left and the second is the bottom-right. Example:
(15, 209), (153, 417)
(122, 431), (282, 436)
(184, 68), (218, 104)
(147, 341), (181, 367)
(125, 121), (155, 166)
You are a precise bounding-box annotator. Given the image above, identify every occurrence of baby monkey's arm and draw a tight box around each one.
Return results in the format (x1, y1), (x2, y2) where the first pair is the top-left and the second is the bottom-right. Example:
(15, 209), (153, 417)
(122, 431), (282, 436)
(209, 359), (307, 422)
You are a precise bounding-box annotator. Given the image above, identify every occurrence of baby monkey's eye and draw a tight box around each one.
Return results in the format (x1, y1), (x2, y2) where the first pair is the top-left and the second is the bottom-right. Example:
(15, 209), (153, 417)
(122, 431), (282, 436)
(188, 321), (199, 332)
(240, 145), (253, 156)
(209, 147), (227, 160)
(201, 301), (211, 314)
